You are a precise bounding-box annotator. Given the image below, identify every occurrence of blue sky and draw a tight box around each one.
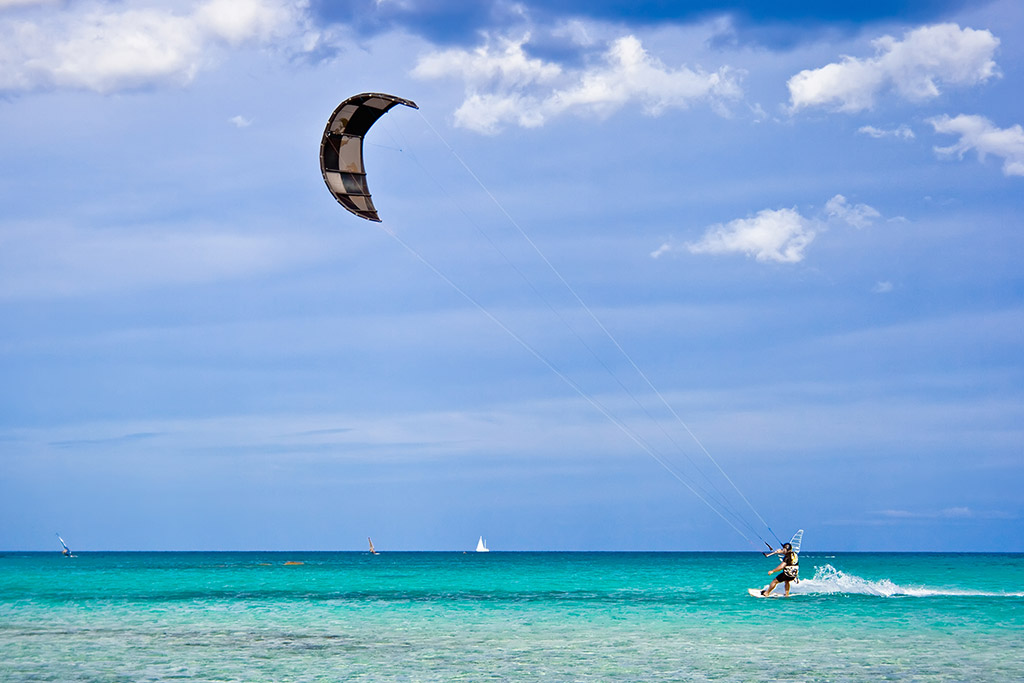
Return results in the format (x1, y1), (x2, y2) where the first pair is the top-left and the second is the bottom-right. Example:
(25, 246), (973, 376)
(1, 0), (1021, 552)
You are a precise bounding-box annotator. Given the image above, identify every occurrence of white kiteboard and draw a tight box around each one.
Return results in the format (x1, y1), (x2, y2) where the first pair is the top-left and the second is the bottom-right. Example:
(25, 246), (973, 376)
(748, 588), (776, 598)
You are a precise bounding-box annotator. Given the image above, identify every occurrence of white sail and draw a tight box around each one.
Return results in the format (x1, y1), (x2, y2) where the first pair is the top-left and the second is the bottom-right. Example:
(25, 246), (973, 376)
(56, 533), (72, 557)
(789, 529), (804, 554)
(475, 536), (489, 552)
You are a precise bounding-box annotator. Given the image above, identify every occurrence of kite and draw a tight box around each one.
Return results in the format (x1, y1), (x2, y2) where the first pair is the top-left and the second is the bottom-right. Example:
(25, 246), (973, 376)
(319, 92), (418, 222)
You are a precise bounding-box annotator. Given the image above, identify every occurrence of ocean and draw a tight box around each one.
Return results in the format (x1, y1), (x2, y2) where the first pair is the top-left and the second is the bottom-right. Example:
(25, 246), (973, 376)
(1, 551), (1021, 682)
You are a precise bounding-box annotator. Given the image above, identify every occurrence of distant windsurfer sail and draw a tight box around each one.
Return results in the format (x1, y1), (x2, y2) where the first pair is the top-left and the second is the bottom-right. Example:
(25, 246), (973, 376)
(368, 537), (379, 555)
(476, 536), (489, 553)
(56, 533), (73, 557)
(788, 529), (803, 554)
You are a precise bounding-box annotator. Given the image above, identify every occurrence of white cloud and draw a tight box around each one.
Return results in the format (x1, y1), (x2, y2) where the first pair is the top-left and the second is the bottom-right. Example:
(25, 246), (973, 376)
(649, 243), (672, 259)
(414, 34), (742, 134)
(655, 194), (881, 264)
(551, 36), (741, 117)
(413, 33), (562, 91)
(788, 23), (1000, 112)
(686, 207), (814, 264)
(929, 114), (1024, 176)
(0, 0), (311, 93)
(858, 124), (914, 140)
(197, 0), (299, 44)
(825, 194), (881, 229)
(229, 115), (252, 127)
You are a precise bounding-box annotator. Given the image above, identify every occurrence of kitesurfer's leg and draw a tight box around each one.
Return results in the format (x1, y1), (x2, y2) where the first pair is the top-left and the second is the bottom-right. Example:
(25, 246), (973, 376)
(762, 578), (779, 596)
(783, 580), (791, 597)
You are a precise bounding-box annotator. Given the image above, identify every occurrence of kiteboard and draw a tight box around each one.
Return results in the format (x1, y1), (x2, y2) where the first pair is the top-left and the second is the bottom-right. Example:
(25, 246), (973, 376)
(748, 588), (785, 598)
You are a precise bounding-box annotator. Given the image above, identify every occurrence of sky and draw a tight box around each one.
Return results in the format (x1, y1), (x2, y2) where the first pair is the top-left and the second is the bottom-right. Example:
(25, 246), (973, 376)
(1, 0), (1022, 553)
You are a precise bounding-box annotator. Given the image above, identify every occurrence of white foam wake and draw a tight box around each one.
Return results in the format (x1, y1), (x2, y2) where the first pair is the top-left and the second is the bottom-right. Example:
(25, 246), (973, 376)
(788, 564), (1023, 598)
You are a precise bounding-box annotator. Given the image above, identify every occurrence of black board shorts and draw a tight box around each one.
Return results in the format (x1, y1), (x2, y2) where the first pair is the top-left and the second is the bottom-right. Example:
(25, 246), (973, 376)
(776, 569), (798, 582)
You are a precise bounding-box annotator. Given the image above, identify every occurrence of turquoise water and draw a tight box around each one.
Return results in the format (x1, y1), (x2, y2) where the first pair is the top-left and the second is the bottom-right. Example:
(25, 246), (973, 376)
(1, 552), (1021, 681)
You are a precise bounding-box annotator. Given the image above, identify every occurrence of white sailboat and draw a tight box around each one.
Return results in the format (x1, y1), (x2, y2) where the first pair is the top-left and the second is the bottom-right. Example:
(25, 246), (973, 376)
(475, 536), (489, 552)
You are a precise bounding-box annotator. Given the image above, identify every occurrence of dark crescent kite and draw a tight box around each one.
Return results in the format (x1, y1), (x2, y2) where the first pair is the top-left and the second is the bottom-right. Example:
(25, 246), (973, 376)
(319, 92), (419, 222)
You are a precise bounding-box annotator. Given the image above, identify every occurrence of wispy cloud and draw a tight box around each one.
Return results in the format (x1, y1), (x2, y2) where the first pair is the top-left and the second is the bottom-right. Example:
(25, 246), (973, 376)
(0, 0), (312, 93)
(413, 33), (742, 134)
(788, 23), (999, 112)
(858, 124), (915, 140)
(8, 402), (639, 467)
(0, 0), (57, 7)
(51, 432), (162, 449)
(874, 507), (1016, 520)
(653, 194), (880, 264)
(825, 194), (881, 229)
(0, 222), (333, 299)
(228, 115), (253, 128)
(929, 114), (1024, 176)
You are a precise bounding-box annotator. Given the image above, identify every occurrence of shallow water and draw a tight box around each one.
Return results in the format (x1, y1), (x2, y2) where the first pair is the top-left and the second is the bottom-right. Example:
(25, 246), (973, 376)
(1, 552), (1021, 681)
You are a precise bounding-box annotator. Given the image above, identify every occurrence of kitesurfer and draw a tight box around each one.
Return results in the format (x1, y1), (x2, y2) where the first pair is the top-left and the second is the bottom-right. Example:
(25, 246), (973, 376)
(761, 542), (798, 597)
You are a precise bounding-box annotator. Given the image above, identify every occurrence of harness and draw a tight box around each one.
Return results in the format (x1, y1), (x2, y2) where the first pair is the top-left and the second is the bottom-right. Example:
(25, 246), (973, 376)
(782, 551), (799, 578)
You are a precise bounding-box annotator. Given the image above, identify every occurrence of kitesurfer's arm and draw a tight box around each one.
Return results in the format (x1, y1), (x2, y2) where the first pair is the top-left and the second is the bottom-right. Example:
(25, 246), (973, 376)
(769, 561), (786, 573)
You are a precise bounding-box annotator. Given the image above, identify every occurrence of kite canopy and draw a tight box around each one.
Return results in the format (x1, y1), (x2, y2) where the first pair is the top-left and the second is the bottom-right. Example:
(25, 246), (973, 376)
(319, 92), (419, 222)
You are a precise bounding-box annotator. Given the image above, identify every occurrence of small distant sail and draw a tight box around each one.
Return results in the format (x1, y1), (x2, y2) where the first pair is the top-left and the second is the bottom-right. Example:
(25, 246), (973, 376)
(789, 529), (804, 554)
(475, 536), (489, 553)
(56, 533), (72, 557)
(368, 537), (379, 555)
